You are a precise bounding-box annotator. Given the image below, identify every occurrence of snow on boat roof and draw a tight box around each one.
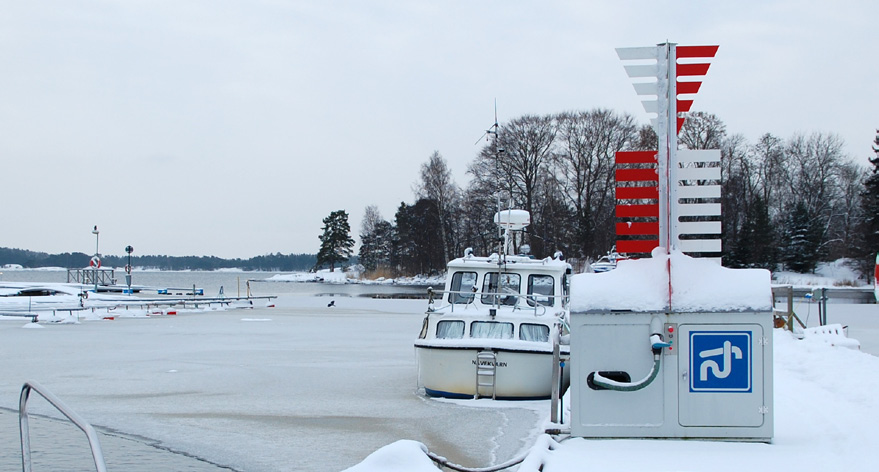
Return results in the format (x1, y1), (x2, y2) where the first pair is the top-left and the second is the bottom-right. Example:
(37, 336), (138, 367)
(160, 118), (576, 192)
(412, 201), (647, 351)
(570, 248), (772, 312)
(447, 254), (569, 270)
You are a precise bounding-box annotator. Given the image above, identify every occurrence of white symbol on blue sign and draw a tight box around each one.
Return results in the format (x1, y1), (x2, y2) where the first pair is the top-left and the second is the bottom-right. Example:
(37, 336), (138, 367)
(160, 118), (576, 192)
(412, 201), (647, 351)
(690, 331), (751, 393)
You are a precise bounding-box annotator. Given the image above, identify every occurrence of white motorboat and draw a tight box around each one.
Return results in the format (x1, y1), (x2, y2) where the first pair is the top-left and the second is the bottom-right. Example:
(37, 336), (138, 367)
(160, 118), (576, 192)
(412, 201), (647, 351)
(589, 247), (628, 273)
(415, 210), (572, 399)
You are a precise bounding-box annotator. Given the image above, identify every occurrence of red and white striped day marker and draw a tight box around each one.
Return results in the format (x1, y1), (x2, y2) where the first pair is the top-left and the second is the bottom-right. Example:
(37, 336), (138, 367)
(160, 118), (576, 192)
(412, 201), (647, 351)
(613, 43), (721, 262)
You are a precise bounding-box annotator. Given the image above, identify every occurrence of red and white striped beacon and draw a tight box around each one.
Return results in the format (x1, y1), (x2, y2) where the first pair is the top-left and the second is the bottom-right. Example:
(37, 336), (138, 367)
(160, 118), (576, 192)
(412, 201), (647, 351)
(874, 253), (878, 302)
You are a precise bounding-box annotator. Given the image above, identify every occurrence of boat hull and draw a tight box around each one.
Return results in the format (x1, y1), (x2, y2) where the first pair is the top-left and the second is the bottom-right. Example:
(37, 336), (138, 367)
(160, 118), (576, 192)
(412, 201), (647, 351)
(415, 344), (570, 400)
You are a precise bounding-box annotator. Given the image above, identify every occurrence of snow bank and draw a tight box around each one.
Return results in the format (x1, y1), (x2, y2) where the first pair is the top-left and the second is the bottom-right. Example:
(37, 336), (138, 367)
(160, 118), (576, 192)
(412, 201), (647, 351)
(516, 328), (879, 472)
(774, 258), (866, 287)
(263, 270), (443, 286)
(342, 440), (438, 472)
(570, 248), (772, 312)
(265, 269), (351, 283)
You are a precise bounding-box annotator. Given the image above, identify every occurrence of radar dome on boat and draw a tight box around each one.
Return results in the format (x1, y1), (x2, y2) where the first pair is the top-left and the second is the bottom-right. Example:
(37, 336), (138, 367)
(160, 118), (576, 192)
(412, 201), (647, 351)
(493, 209), (530, 231)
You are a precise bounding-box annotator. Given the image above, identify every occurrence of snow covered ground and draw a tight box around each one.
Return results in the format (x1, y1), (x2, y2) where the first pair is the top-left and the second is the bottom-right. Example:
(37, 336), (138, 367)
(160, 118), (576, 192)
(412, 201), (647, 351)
(263, 267), (444, 286)
(774, 258), (866, 287)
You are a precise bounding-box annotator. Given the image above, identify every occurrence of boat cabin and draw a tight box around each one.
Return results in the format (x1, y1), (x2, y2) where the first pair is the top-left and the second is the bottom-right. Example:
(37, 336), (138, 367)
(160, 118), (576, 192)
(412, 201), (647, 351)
(419, 253), (571, 345)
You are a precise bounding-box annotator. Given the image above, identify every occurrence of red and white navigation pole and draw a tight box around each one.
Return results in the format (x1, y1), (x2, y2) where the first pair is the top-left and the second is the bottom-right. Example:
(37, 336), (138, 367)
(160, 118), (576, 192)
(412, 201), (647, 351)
(874, 253), (878, 302)
(614, 43), (720, 259)
(613, 43), (720, 310)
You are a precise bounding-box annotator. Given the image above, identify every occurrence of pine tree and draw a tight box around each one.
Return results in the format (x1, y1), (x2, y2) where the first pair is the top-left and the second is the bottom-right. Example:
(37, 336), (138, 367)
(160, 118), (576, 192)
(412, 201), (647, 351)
(748, 196), (778, 270)
(781, 202), (822, 273)
(316, 210), (355, 272)
(728, 217), (753, 269)
(861, 130), (879, 256)
(731, 197), (777, 269)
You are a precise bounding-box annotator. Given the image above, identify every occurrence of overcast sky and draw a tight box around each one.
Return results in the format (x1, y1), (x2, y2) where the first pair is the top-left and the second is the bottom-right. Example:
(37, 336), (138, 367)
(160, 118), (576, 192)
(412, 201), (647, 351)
(1, 1), (876, 259)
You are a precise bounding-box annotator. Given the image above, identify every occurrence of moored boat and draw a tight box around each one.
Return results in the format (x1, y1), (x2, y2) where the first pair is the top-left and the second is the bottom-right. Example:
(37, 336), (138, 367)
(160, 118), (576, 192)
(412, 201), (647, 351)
(414, 210), (572, 399)
(589, 247), (628, 273)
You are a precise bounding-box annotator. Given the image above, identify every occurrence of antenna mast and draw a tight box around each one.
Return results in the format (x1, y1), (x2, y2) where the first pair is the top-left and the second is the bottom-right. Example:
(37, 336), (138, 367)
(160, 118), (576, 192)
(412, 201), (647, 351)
(490, 101), (507, 260)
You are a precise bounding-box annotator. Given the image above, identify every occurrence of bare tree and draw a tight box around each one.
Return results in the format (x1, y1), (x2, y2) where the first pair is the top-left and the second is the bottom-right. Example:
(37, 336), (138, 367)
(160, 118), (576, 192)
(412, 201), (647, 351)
(553, 109), (637, 258)
(633, 124), (658, 151)
(720, 134), (755, 262)
(751, 133), (786, 218)
(495, 115), (556, 256)
(679, 111), (727, 150)
(826, 160), (866, 259)
(360, 205), (384, 238)
(414, 151), (460, 263)
(781, 133), (847, 216)
(458, 178), (499, 256)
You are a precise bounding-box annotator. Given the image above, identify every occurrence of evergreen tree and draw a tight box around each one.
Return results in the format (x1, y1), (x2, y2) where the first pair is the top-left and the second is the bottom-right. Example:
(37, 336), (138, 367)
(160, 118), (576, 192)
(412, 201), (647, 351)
(728, 218), (753, 269)
(748, 197), (777, 270)
(860, 130), (879, 257)
(359, 220), (395, 273)
(394, 199), (445, 275)
(781, 202), (822, 273)
(730, 197), (776, 269)
(315, 210), (355, 272)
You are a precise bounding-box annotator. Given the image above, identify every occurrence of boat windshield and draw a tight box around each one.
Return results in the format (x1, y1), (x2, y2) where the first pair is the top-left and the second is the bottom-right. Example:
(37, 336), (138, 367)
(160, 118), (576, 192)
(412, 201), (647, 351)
(436, 320), (465, 339)
(448, 271), (477, 304)
(527, 274), (554, 307)
(519, 323), (550, 342)
(470, 321), (514, 339)
(480, 273), (521, 306)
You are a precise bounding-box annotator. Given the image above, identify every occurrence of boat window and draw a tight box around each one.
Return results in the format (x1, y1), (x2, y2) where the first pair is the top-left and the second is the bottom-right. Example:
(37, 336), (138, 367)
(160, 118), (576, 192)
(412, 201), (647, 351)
(519, 323), (550, 342)
(448, 271), (477, 304)
(436, 320), (465, 339)
(470, 321), (514, 339)
(480, 273), (521, 306)
(527, 274), (555, 307)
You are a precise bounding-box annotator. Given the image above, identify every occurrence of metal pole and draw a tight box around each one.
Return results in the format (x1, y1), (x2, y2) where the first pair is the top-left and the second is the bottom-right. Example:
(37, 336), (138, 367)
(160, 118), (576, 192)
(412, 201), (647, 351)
(550, 330), (560, 423)
(820, 288), (828, 325)
(92, 226), (100, 292)
(20, 381), (107, 472)
(125, 245), (133, 295)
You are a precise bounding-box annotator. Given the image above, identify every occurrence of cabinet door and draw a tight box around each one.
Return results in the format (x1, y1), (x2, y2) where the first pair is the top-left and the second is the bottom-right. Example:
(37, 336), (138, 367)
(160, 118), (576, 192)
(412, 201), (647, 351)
(678, 324), (767, 427)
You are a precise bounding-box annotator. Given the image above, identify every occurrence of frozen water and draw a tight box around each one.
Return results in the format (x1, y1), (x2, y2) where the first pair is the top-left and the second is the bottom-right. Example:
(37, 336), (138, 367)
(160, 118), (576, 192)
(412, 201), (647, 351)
(0, 296), (541, 472)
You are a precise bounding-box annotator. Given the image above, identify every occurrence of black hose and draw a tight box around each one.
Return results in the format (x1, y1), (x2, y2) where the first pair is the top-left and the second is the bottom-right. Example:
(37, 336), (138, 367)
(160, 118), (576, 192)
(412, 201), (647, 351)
(426, 451), (527, 472)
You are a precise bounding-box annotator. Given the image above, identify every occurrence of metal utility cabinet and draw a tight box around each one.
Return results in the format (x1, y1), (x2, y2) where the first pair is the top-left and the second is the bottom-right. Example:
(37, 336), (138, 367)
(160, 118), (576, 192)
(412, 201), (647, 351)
(568, 41), (774, 442)
(570, 309), (773, 441)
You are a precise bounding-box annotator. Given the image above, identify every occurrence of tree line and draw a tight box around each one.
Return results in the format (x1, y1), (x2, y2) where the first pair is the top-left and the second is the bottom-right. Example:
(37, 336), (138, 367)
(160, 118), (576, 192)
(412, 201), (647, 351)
(0, 247), (316, 272)
(355, 109), (879, 278)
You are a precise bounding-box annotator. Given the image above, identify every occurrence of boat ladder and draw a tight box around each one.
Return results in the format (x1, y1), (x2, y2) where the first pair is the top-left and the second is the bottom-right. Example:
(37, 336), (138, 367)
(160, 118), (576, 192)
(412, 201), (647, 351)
(475, 351), (497, 400)
(19, 380), (107, 472)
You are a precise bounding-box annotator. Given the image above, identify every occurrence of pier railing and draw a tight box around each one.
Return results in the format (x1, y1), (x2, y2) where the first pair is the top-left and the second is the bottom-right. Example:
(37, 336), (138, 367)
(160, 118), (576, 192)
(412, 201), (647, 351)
(67, 269), (116, 287)
(19, 380), (107, 472)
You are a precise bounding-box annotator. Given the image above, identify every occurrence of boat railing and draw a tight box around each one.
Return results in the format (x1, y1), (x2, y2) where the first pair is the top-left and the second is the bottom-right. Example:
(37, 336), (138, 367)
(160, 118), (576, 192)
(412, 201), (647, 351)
(428, 288), (567, 317)
(19, 380), (107, 472)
